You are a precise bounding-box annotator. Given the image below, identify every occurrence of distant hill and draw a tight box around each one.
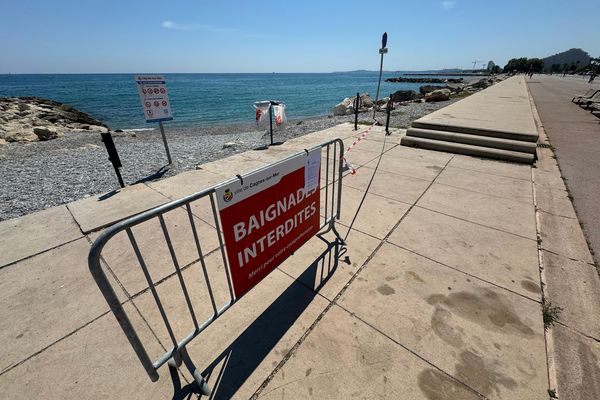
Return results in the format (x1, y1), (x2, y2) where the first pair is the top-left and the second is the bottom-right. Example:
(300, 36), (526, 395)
(543, 48), (591, 71)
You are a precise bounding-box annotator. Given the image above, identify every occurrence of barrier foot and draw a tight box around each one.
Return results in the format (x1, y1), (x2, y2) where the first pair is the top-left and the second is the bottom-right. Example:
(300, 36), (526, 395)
(192, 369), (212, 396)
(331, 224), (346, 246)
(170, 347), (212, 396)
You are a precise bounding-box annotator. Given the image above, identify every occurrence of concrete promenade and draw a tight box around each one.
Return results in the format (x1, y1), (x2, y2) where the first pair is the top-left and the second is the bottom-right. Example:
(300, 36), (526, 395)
(0, 76), (597, 399)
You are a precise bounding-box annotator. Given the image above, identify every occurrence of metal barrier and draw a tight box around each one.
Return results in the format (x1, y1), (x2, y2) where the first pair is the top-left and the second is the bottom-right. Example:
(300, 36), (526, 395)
(88, 138), (345, 394)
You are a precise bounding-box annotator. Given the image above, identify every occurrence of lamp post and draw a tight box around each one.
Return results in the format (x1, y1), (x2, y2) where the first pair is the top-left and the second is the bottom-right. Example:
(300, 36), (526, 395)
(373, 32), (388, 119)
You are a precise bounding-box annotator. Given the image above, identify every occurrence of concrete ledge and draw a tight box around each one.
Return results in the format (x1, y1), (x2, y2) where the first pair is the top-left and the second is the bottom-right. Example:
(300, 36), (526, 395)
(401, 136), (535, 164)
(406, 127), (537, 154)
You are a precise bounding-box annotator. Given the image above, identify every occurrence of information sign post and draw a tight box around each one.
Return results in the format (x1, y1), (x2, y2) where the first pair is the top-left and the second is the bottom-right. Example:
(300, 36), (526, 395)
(135, 75), (173, 164)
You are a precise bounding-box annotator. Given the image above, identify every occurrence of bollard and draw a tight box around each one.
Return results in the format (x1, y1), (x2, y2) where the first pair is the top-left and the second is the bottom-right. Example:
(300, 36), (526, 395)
(269, 104), (274, 146)
(354, 92), (360, 131)
(385, 93), (393, 135)
(100, 132), (125, 188)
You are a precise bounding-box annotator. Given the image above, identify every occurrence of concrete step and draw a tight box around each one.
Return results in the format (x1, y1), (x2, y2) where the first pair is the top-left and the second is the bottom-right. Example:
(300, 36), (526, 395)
(406, 127), (537, 154)
(400, 136), (535, 164)
(411, 120), (539, 143)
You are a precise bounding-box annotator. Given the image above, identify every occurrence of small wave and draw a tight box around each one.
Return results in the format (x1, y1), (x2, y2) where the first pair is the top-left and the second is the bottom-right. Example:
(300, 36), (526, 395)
(122, 128), (155, 132)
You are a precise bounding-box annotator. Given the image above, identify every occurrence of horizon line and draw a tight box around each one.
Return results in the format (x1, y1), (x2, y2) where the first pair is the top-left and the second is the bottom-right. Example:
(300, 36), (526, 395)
(0, 69), (475, 76)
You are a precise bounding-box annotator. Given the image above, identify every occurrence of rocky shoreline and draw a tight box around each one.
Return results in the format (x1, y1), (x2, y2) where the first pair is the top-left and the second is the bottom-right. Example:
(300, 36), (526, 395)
(0, 97), (109, 144)
(332, 76), (503, 116)
(0, 98), (461, 221)
(385, 77), (464, 83)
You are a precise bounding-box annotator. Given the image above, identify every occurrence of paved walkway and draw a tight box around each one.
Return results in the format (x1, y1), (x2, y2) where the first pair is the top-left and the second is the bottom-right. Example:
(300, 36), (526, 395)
(527, 75), (600, 399)
(527, 75), (600, 264)
(1, 77), (595, 399)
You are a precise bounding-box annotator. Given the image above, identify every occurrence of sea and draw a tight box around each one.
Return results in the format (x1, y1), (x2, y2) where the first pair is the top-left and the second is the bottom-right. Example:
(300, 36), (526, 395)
(0, 72), (452, 130)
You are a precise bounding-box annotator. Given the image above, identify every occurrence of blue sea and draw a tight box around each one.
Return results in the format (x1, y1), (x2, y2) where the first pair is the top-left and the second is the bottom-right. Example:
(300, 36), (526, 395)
(0, 72), (448, 130)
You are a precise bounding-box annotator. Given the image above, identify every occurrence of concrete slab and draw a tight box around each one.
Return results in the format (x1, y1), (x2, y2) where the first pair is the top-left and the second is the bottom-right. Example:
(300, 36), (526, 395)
(133, 263), (329, 399)
(185, 273), (328, 399)
(0, 302), (175, 400)
(363, 153), (443, 181)
(67, 183), (170, 233)
(552, 324), (600, 400)
(384, 143), (454, 165)
(338, 243), (547, 400)
(535, 185), (577, 219)
(88, 206), (220, 297)
(0, 238), (125, 373)
(436, 166), (533, 204)
(238, 147), (299, 163)
(258, 305), (482, 400)
(412, 77), (538, 141)
(146, 168), (224, 200)
(145, 169), (225, 226)
(343, 166), (432, 205)
(278, 228), (380, 301)
(417, 183), (537, 239)
(199, 154), (270, 179)
(534, 148), (559, 173)
(539, 210), (594, 264)
(543, 250), (600, 340)
(349, 127), (404, 144)
(533, 168), (566, 190)
(342, 137), (398, 153)
(389, 207), (541, 300)
(0, 205), (82, 268)
(340, 148), (382, 168)
(448, 154), (532, 181)
(323, 186), (410, 239)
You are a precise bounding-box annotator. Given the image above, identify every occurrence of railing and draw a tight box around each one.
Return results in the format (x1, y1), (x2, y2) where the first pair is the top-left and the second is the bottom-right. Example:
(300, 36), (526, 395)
(88, 138), (345, 394)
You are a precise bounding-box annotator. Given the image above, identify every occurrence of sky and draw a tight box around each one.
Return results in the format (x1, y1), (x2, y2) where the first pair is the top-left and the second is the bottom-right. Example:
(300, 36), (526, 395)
(0, 0), (599, 73)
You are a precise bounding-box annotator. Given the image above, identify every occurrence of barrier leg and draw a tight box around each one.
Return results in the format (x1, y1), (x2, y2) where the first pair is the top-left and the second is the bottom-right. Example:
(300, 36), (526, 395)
(171, 347), (211, 396)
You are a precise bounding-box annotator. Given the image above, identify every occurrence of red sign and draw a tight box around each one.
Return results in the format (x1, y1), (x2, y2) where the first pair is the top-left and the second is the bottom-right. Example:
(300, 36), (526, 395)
(216, 151), (321, 297)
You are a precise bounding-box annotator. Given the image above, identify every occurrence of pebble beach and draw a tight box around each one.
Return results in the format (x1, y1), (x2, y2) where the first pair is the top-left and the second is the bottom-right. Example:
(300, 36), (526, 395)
(0, 98), (460, 221)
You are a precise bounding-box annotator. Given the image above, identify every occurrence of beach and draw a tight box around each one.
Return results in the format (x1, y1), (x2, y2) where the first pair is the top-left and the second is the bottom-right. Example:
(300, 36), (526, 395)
(0, 98), (459, 221)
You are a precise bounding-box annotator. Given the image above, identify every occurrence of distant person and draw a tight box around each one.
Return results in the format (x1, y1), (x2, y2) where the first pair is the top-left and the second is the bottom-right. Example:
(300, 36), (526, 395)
(589, 72), (596, 84)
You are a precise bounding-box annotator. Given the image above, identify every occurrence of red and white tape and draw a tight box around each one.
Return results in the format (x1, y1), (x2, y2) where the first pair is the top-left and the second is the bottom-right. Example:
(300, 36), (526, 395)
(343, 123), (377, 175)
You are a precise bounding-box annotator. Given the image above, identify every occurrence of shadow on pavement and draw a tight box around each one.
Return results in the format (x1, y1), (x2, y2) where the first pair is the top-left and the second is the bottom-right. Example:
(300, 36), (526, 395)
(170, 238), (344, 399)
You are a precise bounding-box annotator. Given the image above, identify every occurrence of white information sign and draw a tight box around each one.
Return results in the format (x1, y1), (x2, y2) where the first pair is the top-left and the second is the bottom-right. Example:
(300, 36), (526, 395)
(304, 148), (321, 193)
(135, 75), (173, 123)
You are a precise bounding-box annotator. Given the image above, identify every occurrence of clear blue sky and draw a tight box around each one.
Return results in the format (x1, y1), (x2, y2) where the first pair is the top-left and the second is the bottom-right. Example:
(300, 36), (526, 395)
(1, 0), (598, 73)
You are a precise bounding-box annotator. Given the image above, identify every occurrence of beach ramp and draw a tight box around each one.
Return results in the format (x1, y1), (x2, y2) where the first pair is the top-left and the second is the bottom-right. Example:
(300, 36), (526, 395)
(401, 76), (539, 163)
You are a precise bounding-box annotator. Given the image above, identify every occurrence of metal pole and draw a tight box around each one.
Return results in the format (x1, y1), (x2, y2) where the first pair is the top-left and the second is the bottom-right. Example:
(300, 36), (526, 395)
(269, 103), (274, 146)
(158, 121), (172, 164)
(373, 32), (388, 119)
(354, 92), (360, 130)
(385, 93), (393, 135)
(114, 164), (125, 188)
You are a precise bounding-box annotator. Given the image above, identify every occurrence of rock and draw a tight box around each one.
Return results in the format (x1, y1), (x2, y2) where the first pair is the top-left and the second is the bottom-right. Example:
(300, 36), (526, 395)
(0, 139), (7, 145)
(333, 97), (355, 116)
(391, 90), (418, 103)
(419, 85), (447, 95)
(222, 142), (238, 149)
(425, 89), (451, 102)
(469, 78), (492, 89)
(33, 127), (59, 141)
(0, 97), (110, 142)
(358, 94), (373, 109)
(5, 130), (38, 142)
(114, 129), (123, 133)
(333, 93), (374, 115)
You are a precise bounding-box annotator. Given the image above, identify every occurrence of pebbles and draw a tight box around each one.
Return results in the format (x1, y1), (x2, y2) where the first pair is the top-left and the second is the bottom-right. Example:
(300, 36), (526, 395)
(0, 99), (457, 221)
